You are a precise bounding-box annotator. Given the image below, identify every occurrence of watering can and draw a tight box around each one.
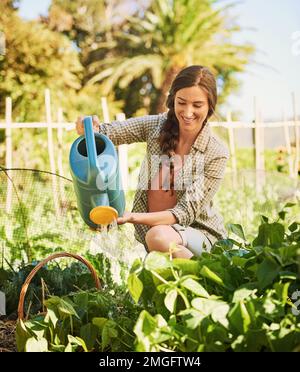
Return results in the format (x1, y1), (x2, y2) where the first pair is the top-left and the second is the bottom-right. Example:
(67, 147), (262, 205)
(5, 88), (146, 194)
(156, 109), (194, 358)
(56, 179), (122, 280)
(69, 116), (125, 228)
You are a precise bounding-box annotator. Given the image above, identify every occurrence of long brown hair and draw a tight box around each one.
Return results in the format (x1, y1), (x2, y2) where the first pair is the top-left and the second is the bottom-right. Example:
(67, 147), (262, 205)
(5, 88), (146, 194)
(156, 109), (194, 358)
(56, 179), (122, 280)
(159, 65), (217, 155)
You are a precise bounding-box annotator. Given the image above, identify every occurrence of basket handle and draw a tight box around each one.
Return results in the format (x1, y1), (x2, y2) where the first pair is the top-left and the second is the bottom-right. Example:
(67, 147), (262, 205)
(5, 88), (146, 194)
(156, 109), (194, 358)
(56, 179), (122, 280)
(18, 252), (101, 320)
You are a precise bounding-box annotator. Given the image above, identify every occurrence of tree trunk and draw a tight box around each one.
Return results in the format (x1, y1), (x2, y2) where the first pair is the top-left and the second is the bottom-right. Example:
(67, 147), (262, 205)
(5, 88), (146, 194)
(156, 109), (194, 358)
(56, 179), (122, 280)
(155, 65), (182, 113)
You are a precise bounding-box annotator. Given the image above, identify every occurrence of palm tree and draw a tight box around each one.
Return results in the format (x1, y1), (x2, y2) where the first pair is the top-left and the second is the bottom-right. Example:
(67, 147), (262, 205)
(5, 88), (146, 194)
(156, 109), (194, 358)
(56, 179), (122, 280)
(87, 0), (254, 114)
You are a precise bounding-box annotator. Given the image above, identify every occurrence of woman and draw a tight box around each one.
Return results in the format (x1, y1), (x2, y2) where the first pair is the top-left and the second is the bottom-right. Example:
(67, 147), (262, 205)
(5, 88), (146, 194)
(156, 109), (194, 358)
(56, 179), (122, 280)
(76, 65), (229, 259)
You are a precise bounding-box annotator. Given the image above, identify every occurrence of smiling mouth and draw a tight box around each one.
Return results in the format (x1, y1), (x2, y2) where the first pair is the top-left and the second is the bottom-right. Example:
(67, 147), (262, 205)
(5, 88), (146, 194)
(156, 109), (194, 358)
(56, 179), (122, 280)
(181, 116), (195, 124)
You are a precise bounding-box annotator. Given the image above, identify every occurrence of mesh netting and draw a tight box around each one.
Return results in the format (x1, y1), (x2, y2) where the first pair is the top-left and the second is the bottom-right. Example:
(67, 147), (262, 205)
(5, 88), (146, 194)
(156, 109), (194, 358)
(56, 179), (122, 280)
(0, 168), (144, 268)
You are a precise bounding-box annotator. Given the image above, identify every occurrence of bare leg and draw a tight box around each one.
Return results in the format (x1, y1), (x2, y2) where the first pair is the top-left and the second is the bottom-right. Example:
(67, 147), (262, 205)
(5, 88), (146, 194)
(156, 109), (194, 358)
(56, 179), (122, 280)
(145, 225), (193, 259)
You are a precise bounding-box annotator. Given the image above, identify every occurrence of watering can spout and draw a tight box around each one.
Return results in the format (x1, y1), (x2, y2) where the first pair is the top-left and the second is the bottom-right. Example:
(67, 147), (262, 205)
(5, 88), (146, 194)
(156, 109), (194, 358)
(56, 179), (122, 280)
(89, 193), (118, 225)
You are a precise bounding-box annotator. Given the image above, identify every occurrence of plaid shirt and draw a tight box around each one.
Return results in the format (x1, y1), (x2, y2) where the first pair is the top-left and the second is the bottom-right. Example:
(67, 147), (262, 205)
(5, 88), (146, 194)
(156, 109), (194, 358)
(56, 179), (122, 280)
(99, 113), (229, 248)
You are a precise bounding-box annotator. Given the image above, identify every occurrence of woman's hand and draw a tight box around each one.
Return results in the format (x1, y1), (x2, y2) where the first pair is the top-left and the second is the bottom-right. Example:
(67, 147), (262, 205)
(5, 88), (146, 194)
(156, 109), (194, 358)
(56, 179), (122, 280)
(117, 211), (134, 225)
(75, 115), (100, 135)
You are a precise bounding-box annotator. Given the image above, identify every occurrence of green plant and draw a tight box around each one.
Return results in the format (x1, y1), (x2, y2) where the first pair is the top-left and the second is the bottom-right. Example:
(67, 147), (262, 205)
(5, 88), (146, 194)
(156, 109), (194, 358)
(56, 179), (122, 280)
(127, 206), (300, 352)
(0, 253), (115, 318)
(16, 287), (140, 352)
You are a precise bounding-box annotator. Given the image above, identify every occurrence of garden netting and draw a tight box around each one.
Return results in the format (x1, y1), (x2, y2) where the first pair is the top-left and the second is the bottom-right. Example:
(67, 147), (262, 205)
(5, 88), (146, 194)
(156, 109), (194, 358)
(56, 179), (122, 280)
(0, 167), (144, 270)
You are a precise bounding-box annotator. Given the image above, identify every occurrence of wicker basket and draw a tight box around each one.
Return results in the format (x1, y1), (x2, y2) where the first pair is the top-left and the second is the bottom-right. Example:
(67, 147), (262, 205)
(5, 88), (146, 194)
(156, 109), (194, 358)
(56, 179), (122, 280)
(17, 252), (101, 320)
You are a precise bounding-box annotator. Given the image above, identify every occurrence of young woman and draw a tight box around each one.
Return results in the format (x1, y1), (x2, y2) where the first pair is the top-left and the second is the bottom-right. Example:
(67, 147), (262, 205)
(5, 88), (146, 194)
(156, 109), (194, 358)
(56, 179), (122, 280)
(76, 65), (229, 259)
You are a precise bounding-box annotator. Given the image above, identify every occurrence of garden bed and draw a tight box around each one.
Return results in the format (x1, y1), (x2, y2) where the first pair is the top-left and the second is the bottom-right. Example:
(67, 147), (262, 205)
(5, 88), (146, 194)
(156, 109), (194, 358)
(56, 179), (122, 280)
(0, 319), (16, 352)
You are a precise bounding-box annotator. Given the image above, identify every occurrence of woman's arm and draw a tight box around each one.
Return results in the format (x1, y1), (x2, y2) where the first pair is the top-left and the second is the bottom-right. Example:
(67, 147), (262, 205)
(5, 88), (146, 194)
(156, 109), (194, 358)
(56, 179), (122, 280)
(117, 211), (177, 226)
(76, 114), (165, 146)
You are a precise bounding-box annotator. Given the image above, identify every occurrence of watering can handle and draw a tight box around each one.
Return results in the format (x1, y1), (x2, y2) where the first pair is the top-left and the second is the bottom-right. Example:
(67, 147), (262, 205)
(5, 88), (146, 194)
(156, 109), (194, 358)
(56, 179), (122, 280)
(83, 116), (98, 175)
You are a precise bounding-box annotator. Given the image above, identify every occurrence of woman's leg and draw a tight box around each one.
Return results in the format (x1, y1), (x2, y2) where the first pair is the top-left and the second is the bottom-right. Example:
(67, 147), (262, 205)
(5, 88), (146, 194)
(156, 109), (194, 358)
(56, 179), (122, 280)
(145, 225), (193, 259)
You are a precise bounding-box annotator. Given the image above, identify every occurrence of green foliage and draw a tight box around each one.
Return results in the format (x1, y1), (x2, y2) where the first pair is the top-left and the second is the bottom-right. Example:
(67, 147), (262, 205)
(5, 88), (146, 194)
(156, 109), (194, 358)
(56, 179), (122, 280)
(0, 5), (82, 122)
(129, 209), (300, 352)
(0, 255), (112, 318)
(16, 287), (141, 352)
(10, 206), (300, 352)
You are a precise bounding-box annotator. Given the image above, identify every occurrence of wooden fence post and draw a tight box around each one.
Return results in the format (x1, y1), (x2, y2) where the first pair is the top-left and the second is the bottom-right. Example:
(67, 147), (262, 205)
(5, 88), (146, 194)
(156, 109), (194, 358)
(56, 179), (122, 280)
(101, 97), (110, 122)
(116, 113), (128, 191)
(226, 110), (237, 189)
(292, 92), (299, 178)
(57, 108), (67, 206)
(5, 97), (12, 214)
(45, 89), (60, 215)
(282, 108), (294, 177)
(254, 97), (264, 191)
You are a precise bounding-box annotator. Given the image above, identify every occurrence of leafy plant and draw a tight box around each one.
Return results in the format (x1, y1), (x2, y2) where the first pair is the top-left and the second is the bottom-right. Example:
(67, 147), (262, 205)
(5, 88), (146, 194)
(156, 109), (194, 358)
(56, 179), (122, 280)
(128, 207), (300, 352)
(0, 253), (114, 318)
(16, 288), (140, 352)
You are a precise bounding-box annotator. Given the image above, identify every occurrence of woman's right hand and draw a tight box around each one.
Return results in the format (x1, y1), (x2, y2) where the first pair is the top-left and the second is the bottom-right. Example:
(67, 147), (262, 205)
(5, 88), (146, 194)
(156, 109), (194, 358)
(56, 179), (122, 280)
(75, 115), (100, 135)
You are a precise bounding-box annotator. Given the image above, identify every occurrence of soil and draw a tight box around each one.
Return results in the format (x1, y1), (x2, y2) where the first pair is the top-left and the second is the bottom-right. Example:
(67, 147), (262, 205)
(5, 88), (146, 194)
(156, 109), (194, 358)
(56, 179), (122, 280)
(0, 318), (17, 352)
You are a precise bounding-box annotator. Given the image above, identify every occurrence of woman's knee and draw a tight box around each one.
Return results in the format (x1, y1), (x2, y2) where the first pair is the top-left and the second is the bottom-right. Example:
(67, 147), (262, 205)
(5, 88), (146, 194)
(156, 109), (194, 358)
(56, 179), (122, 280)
(145, 225), (181, 251)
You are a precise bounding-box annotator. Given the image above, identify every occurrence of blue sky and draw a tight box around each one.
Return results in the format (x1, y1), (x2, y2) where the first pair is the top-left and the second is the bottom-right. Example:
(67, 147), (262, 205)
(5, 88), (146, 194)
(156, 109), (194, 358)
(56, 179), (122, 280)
(18, 0), (300, 121)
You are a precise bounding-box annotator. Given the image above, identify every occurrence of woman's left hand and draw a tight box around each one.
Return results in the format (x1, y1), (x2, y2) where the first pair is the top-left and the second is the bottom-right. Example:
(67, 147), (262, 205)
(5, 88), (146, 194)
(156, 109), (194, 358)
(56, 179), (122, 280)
(117, 211), (134, 225)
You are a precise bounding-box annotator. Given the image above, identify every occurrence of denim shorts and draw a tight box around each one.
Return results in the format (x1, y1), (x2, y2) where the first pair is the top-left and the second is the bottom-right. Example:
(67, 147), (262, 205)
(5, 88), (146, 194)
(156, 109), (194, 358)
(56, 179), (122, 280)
(171, 224), (212, 256)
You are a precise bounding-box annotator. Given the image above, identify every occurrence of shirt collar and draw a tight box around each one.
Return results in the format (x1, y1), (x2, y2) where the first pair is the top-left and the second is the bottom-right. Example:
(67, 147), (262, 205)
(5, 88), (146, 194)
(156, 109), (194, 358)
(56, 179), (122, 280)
(191, 123), (211, 153)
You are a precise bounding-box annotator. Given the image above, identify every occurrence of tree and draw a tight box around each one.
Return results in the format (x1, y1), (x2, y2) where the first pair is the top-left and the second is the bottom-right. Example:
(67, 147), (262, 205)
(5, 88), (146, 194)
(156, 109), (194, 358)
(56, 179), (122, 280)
(86, 0), (254, 115)
(45, 0), (149, 117)
(0, 4), (82, 121)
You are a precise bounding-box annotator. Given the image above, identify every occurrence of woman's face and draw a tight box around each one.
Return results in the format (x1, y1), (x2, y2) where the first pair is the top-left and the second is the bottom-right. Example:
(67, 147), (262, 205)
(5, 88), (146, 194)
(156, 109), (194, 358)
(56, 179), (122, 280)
(174, 86), (209, 133)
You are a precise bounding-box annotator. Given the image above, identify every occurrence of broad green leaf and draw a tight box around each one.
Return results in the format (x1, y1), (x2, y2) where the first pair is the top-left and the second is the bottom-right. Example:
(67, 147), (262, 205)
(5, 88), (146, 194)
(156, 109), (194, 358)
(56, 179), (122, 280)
(261, 215), (269, 223)
(134, 310), (157, 339)
(278, 211), (287, 221)
(67, 335), (88, 352)
(127, 273), (143, 303)
(232, 287), (257, 303)
(144, 251), (171, 271)
(211, 303), (230, 328)
(232, 256), (248, 268)
(227, 223), (246, 241)
(65, 342), (73, 352)
(181, 277), (209, 298)
(80, 324), (98, 350)
(25, 337), (48, 352)
(129, 258), (143, 273)
(257, 258), (280, 289)
(102, 321), (118, 351)
(284, 202), (295, 208)
(164, 289), (177, 313)
(192, 297), (227, 317)
(179, 308), (206, 329)
(228, 301), (251, 334)
(45, 296), (79, 319)
(44, 308), (58, 328)
(92, 317), (108, 331)
(172, 258), (200, 275)
(57, 299), (78, 318)
(253, 222), (285, 247)
(231, 330), (268, 352)
(274, 282), (290, 303)
(200, 265), (225, 287)
(16, 319), (31, 352)
(73, 292), (89, 310)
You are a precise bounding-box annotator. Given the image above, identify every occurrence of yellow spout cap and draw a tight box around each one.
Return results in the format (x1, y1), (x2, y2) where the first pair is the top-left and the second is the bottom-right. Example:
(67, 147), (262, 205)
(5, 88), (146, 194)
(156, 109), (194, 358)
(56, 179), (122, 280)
(89, 206), (118, 226)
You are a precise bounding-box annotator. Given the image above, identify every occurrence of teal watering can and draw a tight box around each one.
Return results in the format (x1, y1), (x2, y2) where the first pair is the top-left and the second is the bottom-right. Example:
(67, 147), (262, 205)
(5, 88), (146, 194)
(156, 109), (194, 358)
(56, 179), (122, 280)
(69, 116), (125, 228)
